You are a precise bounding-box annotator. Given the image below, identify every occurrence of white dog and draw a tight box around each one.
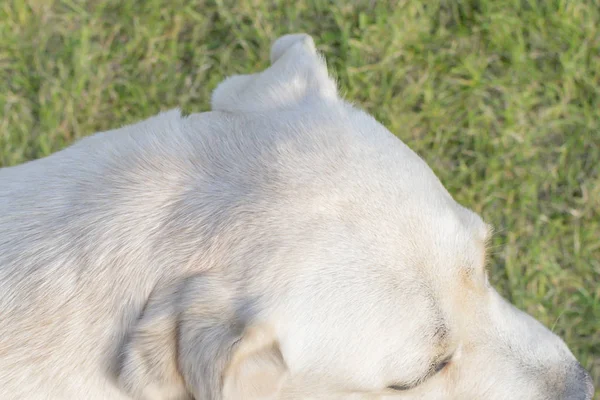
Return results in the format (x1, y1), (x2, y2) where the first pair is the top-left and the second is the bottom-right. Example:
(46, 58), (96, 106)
(0, 34), (594, 400)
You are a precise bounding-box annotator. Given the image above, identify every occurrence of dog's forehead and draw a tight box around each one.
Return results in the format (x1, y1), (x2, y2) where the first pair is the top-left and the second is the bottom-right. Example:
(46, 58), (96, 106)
(267, 105), (489, 252)
(208, 32), (485, 238)
(207, 32), (490, 274)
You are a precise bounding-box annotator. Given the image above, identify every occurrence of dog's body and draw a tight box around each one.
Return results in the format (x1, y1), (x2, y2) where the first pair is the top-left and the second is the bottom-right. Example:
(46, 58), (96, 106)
(0, 34), (594, 399)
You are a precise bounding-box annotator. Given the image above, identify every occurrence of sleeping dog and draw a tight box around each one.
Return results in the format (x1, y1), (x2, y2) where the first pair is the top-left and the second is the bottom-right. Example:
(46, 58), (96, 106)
(0, 34), (593, 399)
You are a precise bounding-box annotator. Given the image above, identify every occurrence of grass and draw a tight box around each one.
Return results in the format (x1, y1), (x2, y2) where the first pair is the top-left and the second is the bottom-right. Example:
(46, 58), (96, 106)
(1, 0), (599, 394)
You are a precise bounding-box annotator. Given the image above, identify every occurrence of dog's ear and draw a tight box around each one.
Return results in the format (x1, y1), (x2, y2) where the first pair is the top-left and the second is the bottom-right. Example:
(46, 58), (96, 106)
(222, 325), (288, 400)
(117, 274), (288, 400)
(211, 33), (337, 113)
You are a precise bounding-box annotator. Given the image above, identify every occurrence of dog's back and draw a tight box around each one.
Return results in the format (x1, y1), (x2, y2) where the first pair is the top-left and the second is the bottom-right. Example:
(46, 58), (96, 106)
(0, 105), (314, 398)
(0, 109), (201, 399)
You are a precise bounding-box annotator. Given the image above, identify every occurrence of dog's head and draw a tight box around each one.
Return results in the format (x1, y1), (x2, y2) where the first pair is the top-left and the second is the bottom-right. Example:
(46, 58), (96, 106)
(117, 34), (593, 399)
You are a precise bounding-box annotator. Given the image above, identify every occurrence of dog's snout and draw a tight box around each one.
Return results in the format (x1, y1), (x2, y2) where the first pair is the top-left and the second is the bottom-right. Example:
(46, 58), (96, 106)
(562, 362), (594, 400)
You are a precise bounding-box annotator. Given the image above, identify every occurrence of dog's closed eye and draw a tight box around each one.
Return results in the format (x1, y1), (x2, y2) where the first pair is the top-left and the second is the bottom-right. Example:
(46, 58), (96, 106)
(433, 356), (451, 373)
(387, 354), (452, 392)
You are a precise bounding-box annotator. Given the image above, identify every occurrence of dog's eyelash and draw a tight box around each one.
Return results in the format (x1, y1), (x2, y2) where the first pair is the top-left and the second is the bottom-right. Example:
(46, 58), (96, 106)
(433, 357), (450, 373)
(432, 354), (452, 373)
(387, 355), (452, 392)
(387, 383), (412, 391)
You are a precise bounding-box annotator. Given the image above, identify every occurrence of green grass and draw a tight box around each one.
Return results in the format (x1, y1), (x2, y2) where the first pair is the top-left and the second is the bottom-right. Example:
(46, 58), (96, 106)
(1, 0), (599, 394)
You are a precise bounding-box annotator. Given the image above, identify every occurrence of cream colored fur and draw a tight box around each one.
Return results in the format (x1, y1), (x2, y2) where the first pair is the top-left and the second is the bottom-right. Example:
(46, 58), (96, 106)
(0, 34), (593, 400)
